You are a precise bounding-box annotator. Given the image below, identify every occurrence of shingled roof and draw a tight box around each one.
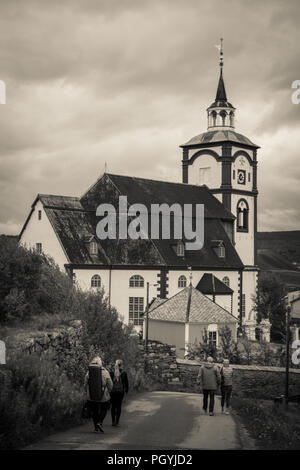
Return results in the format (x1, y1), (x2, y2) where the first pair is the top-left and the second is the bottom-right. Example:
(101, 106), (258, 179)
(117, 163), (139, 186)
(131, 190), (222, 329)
(20, 173), (244, 268)
(181, 130), (258, 148)
(196, 273), (233, 295)
(148, 285), (237, 324)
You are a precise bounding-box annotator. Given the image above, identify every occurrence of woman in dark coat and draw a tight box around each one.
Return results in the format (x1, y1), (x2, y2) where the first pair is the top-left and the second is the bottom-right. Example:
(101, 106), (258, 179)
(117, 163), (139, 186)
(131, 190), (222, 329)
(110, 359), (129, 426)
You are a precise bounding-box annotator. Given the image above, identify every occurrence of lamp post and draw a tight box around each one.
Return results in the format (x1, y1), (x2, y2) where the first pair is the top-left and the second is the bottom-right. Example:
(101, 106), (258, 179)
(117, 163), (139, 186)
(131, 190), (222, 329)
(285, 304), (291, 407)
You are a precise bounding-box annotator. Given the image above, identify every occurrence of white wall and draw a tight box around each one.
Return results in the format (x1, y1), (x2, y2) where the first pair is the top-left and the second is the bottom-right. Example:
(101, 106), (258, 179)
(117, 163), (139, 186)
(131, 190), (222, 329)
(242, 269), (258, 324)
(74, 268), (160, 327)
(232, 193), (255, 266)
(188, 152), (221, 187)
(20, 200), (68, 269)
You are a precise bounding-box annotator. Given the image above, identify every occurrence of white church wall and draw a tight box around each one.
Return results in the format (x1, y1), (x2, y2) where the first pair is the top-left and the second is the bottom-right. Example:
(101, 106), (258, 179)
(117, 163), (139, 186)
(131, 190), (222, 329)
(242, 269), (258, 324)
(232, 193), (255, 266)
(74, 267), (159, 325)
(188, 153), (221, 187)
(20, 200), (68, 270)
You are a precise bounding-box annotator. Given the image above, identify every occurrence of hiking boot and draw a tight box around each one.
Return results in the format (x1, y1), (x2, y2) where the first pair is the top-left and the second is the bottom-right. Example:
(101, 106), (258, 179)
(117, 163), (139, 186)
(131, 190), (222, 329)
(97, 423), (104, 433)
(209, 412), (214, 416)
(225, 410), (230, 415)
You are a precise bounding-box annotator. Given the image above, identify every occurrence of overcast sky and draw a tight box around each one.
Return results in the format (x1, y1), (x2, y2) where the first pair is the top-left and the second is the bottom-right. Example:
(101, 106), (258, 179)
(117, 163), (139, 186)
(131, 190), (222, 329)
(0, 0), (299, 235)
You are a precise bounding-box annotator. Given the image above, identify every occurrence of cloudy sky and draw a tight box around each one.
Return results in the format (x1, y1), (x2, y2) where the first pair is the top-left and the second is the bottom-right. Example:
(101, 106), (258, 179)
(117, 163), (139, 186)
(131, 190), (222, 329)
(0, 0), (299, 234)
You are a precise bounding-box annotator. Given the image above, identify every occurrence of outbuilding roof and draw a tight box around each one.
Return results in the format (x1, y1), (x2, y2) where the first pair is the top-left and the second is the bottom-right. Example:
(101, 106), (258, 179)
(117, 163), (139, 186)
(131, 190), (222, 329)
(149, 285), (237, 324)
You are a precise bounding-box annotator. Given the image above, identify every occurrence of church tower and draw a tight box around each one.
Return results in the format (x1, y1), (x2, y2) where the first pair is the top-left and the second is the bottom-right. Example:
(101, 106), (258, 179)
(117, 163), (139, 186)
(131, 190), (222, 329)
(180, 40), (260, 338)
(180, 40), (259, 268)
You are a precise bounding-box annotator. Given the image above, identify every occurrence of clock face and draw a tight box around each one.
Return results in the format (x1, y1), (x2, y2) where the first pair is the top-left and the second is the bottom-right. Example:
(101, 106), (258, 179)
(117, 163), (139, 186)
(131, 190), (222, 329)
(237, 169), (246, 185)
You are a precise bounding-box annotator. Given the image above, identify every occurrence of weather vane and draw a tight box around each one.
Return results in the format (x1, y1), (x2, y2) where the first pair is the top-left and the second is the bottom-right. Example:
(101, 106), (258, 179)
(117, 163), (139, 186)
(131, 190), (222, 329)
(215, 38), (224, 69)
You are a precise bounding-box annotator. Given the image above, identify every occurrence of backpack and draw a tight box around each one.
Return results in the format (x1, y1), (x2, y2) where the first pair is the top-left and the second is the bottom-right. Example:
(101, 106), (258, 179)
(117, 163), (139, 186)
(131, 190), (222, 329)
(88, 365), (104, 401)
(112, 374), (124, 393)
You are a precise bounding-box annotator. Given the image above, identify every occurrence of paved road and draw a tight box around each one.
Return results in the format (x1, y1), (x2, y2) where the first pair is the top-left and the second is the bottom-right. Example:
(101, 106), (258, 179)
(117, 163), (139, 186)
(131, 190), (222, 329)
(25, 391), (249, 450)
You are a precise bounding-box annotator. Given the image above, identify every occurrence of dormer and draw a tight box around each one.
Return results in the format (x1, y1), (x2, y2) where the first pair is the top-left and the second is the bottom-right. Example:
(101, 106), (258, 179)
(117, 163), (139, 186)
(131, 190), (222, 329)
(211, 240), (225, 258)
(172, 240), (185, 257)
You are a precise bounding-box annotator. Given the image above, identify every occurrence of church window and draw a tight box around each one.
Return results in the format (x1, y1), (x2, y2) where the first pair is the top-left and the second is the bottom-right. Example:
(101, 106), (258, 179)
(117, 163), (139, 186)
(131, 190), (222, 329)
(199, 167), (211, 186)
(91, 274), (101, 288)
(248, 172), (251, 182)
(36, 243), (42, 254)
(178, 275), (187, 288)
(38, 210), (42, 220)
(90, 241), (98, 255)
(222, 276), (230, 287)
(129, 275), (144, 288)
(129, 297), (144, 326)
(229, 111), (234, 127)
(237, 199), (249, 232)
(233, 170), (235, 180)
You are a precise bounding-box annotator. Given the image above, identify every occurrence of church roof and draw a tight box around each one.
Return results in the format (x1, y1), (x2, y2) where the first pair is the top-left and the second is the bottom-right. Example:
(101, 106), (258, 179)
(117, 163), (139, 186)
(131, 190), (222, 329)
(196, 273), (233, 295)
(148, 285), (237, 324)
(21, 174), (244, 269)
(181, 129), (258, 148)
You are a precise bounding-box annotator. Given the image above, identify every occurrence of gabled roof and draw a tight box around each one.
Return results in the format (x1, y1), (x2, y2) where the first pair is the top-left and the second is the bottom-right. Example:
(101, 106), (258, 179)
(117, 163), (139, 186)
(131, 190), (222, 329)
(181, 130), (258, 148)
(196, 273), (233, 295)
(20, 173), (244, 268)
(149, 285), (237, 324)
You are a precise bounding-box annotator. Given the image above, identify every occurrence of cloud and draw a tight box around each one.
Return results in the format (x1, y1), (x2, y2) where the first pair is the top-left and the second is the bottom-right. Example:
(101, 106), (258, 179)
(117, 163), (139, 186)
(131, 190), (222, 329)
(0, 0), (300, 234)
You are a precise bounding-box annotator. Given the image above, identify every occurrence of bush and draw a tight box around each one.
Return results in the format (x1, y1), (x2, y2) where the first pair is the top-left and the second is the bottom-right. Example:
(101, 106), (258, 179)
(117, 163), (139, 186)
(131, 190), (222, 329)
(0, 350), (84, 450)
(232, 397), (300, 449)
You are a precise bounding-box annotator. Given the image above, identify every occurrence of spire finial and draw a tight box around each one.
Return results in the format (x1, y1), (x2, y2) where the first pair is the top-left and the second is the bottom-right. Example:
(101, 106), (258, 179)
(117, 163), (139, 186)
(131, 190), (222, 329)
(220, 37), (223, 69)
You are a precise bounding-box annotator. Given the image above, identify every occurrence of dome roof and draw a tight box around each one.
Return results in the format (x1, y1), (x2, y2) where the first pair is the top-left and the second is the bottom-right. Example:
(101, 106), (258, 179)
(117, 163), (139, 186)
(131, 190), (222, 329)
(181, 129), (258, 148)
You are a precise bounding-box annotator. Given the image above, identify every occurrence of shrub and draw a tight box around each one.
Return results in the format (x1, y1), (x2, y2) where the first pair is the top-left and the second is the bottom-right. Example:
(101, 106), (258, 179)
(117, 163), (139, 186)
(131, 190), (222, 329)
(0, 350), (84, 450)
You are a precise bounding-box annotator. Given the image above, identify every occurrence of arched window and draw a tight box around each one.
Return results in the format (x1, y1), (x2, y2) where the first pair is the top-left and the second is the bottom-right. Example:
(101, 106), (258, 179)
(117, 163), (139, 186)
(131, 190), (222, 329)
(91, 274), (101, 288)
(237, 199), (249, 232)
(222, 276), (230, 287)
(90, 241), (98, 255)
(211, 110), (217, 127)
(229, 110), (234, 127)
(178, 275), (187, 288)
(129, 275), (144, 288)
(220, 110), (227, 126)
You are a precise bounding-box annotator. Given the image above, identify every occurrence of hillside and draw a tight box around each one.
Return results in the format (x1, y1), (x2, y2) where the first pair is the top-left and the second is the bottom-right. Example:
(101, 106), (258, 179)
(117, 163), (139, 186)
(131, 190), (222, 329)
(257, 231), (300, 290)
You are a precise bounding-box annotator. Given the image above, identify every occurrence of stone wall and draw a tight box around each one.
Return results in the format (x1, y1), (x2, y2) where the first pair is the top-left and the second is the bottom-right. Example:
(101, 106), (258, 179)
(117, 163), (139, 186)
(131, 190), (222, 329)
(141, 340), (300, 399)
(5, 320), (83, 365)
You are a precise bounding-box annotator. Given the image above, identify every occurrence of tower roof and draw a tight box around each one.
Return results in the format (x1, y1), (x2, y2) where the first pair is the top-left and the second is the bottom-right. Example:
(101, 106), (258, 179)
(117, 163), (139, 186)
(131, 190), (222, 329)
(215, 69), (227, 102)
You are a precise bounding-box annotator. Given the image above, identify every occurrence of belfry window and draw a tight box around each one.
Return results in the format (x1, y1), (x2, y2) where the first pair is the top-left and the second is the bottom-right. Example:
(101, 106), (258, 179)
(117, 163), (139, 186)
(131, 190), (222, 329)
(237, 199), (249, 232)
(220, 110), (227, 126)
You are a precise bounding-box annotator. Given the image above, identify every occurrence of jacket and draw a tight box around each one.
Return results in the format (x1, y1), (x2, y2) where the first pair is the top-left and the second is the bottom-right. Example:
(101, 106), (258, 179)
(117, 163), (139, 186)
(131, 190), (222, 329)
(84, 366), (113, 403)
(110, 370), (129, 394)
(198, 363), (221, 391)
(221, 366), (233, 386)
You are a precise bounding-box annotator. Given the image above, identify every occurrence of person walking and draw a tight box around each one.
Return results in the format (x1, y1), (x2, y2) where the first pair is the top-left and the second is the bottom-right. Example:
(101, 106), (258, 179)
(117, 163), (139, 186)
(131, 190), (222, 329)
(84, 356), (113, 433)
(197, 356), (221, 416)
(110, 359), (129, 426)
(220, 359), (233, 414)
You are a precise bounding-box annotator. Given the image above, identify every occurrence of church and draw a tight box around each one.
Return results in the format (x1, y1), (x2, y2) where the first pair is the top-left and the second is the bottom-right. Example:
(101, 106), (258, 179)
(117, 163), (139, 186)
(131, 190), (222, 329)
(19, 48), (265, 343)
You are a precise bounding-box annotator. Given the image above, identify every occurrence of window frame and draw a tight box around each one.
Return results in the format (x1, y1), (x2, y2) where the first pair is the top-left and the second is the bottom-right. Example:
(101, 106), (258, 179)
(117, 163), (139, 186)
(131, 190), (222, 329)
(129, 275), (145, 288)
(237, 198), (249, 233)
(36, 243), (42, 254)
(91, 274), (101, 288)
(129, 296), (144, 326)
(178, 275), (187, 288)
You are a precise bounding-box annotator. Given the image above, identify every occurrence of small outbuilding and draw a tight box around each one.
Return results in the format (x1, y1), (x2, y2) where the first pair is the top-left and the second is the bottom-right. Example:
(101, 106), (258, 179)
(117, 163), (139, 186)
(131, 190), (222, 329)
(147, 284), (238, 358)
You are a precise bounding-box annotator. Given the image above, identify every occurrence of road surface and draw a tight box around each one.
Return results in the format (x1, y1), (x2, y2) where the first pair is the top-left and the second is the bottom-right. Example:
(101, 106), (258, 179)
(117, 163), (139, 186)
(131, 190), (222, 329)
(25, 391), (253, 450)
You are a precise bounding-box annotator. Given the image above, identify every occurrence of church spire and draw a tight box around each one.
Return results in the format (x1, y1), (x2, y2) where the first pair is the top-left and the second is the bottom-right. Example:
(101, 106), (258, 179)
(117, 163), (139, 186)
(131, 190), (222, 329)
(207, 38), (235, 131)
(215, 38), (227, 102)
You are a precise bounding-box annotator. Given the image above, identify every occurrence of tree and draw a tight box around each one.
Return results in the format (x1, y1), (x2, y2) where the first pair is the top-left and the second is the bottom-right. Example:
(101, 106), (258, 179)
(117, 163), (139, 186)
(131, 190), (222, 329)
(253, 272), (287, 343)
